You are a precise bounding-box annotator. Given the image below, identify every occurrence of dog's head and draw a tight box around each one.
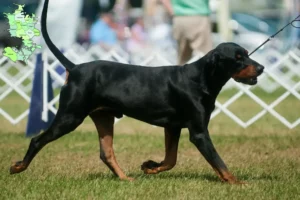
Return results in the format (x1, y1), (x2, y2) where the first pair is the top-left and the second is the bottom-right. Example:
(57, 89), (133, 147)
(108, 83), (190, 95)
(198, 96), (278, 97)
(211, 43), (264, 85)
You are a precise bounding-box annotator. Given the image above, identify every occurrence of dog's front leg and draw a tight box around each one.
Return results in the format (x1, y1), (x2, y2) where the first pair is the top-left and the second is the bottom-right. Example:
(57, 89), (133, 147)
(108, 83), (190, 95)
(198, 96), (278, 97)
(188, 118), (242, 184)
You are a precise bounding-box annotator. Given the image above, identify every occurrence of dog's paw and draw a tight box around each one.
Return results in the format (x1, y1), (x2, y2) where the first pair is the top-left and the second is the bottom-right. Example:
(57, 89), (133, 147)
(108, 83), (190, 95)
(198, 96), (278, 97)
(143, 168), (160, 174)
(10, 161), (27, 174)
(141, 160), (161, 170)
(141, 160), (162, 174)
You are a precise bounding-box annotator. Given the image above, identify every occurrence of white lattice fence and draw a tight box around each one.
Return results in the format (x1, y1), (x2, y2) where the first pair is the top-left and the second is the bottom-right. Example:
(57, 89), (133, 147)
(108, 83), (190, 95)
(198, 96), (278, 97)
(0, 55), (36, 124)
(0, 45), (300, 128)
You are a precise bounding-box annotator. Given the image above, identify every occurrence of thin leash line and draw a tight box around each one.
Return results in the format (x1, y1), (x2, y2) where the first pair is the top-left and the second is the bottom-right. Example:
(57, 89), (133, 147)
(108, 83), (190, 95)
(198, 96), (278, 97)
(249, 14), (300, 56)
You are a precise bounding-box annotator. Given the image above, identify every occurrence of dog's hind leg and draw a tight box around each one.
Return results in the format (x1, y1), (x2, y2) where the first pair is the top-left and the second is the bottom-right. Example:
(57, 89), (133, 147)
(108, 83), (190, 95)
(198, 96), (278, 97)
(90, 111), (133, 181)
(10, 86), (88, 174)
(10, 110), (86, 174)
(141, 127), (181, 174)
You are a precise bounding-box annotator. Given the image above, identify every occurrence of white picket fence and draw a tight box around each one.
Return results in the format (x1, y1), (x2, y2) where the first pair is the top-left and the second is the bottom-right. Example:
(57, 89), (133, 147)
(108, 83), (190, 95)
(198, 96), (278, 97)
(0, 44), (300, 128)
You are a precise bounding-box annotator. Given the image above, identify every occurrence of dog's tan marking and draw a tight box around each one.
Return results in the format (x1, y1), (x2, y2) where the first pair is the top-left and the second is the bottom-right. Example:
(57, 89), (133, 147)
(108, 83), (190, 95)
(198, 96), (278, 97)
(64, 70), (69, 85)
(10, 162), (27, 174)
(212, 167), (244, 184)
(232, 65), (257, 79)
(89, 111), (134, 181)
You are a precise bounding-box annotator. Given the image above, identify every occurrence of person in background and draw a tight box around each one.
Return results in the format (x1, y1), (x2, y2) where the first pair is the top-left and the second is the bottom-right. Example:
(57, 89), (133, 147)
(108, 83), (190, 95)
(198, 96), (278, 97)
(127, 16), (147, 53)
(35, 0), (83, 54)
(89, 12), (118, 48)
(160, 0), (213, 65)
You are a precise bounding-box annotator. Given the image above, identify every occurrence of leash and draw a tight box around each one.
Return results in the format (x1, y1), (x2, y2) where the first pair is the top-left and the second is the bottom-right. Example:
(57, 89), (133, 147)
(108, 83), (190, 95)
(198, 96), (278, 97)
(249, 14), (300, 56)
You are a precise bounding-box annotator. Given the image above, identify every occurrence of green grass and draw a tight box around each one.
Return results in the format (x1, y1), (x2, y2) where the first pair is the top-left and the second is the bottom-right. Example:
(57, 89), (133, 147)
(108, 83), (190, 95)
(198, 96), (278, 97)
(1, 88), (300, 199)
(1, 122), (300, 200)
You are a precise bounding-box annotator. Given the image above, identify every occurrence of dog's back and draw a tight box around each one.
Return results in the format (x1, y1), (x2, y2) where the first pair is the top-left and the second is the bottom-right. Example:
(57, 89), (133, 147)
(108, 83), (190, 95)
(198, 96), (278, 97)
(71, 60), (186, 126)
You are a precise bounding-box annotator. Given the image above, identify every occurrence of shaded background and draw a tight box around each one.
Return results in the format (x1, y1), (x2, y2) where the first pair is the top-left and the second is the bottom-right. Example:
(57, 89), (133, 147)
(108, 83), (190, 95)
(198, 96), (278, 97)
(0, 0), (299, 52)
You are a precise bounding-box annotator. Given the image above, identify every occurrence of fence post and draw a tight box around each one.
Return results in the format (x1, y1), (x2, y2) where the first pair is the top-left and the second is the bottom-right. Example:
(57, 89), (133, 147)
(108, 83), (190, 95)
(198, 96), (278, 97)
(25, 53), (55, 137)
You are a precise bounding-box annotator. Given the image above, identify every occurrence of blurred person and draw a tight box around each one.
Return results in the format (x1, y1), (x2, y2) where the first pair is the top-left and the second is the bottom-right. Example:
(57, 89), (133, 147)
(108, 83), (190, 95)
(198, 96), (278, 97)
(145, 0), (174, 50)
(89, 12), (118, 48)
(35, 0), (83, 54)
(90, 11), (127, 49)
(160, 0), (213, 65)
(127, 16), (148, 53)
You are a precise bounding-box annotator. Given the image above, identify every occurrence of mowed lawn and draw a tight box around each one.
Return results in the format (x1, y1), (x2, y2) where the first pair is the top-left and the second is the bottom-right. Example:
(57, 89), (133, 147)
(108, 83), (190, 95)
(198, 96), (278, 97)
(1, 89), (300, 199)
(1, 117), (300, 200)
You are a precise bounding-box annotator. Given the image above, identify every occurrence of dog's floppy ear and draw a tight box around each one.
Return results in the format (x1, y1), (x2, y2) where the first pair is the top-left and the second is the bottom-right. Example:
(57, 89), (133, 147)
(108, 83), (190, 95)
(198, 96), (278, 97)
(208, 50), (221, 76)
(210, 50), (221, 64)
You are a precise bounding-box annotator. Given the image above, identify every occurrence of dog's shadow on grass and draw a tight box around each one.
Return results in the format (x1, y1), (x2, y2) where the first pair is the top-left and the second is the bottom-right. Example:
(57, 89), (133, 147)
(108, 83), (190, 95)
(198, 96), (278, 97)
(86, 172), (220, 182)
(86, 171), (279, 182)
(86, 173), (118, 181)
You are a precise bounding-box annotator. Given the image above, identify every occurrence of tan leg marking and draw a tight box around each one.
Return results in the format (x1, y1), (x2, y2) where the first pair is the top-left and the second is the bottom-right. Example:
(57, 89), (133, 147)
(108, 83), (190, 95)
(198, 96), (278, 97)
(90, 111), (134, 181)
(64, 70), (69, 85)
(212, 168), (245, 184)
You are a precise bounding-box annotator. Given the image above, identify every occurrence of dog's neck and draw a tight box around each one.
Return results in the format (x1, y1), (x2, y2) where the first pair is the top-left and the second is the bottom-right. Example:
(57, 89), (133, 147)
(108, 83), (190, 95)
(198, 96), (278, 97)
(183, 53), (231, 97)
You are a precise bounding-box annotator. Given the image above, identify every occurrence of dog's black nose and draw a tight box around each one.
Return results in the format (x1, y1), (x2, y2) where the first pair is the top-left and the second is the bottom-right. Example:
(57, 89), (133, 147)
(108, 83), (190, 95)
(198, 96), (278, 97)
(256, 65), (264, 75)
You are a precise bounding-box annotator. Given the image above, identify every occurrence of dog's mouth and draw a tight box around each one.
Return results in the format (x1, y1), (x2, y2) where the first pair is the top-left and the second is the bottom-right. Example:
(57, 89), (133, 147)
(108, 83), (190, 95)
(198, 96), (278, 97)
(234, 77), (258, 85)
(233, 65), (264, 85)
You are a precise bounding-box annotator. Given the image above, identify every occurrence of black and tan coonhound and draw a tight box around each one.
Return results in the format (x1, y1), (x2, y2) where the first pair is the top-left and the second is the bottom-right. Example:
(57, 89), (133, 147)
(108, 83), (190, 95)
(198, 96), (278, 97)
(10, 0), (264, 184)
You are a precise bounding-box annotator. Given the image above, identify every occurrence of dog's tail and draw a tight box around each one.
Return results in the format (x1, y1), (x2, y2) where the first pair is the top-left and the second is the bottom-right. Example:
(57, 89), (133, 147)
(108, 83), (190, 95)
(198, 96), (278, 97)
(41, 0), (75, 71)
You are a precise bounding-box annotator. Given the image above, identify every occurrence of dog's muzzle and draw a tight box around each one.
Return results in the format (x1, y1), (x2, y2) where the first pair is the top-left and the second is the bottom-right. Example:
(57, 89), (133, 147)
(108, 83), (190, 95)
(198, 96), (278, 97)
(234, 65), (264, 85)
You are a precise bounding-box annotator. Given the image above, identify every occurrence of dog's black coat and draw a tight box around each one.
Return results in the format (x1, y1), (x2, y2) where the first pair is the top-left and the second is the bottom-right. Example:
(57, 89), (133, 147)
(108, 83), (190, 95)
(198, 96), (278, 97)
(10, 0), (264, 183)
(70, 46), (261, 129)
(70, 57), (222, 127)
